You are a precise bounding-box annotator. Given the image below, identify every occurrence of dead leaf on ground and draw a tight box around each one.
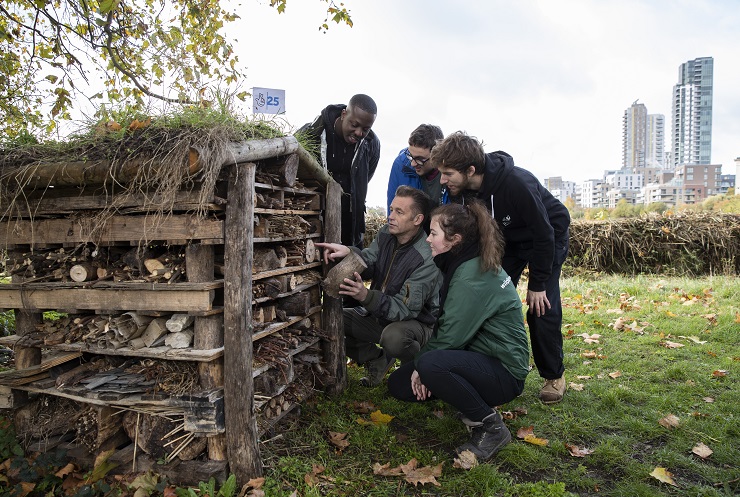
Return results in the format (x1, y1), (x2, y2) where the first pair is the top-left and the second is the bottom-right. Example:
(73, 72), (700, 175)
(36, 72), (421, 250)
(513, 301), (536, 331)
(703, 397), (715, 403)
(700, 314), (718, 325)
(662, 340), (685, 349)
(357, 409), (395, 426)
(577, 375), (592, 380)
(373, 462), (404, 476)
(524, 434), (549, 446)
(404, 462), (443, 487)
(16, 482), (35, 497)
(650, 467), (679, 487)
(569, 382), (584, 391)
(659, 414), (680, 429)
(517, 426), (534, 439)
(452, 450), (478, 470)
(501, 406), (528, 420)
(581, 350), (598, 359)
(611, 317), (626, 330)
(679, 335), (708, 344)
(564, 443), (594, 457)
(432, 409), (445, 419)
(712, 370), (728, 378)
(55, 462), (76, 478)
(328, 431), (350, 452)
(351, 400), (376, 413)
(692, 442), (713, 459)
(608, 371), (622, 379)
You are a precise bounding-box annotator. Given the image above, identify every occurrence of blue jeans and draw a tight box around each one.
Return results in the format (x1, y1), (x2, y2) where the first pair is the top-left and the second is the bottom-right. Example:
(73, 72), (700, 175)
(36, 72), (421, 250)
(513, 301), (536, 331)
(387, 349), (525, 422)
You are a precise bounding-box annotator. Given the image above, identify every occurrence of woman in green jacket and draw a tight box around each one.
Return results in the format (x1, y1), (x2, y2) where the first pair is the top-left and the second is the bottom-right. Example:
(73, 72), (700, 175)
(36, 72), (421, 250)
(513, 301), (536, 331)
(387, 201), (530, 460)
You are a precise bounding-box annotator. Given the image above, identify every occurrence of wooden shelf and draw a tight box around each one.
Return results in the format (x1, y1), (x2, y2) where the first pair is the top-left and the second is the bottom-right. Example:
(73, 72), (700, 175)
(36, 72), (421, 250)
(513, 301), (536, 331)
(0, 280), (222, 312)
(252, 306), (322, 342)
(253, 233), (322, 244)
(252, 262), (322, 281)
(252, 336), (320, 378)
(254, 182), (320, 195)
(254, 208), (320, 215)
(253, 281), (319, 304)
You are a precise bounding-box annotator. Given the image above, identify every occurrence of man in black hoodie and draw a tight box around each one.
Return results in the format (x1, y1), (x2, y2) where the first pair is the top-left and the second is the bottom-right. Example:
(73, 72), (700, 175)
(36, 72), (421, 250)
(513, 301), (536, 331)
(297, 94), (380, 248)
(431, 131), (571, 404)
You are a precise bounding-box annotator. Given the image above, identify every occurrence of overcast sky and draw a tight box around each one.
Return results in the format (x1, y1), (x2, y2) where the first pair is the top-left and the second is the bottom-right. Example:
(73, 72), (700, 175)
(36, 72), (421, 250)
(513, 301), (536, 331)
(232, 0), (739, 209)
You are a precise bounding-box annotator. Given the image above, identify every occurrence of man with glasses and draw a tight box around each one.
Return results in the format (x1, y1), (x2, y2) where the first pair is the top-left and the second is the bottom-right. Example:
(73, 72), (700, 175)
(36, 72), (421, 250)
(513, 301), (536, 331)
(386, 124), (447, 218)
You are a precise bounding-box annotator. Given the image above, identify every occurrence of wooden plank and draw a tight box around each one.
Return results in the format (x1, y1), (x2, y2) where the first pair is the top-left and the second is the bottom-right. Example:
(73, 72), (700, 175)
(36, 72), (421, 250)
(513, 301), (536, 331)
(253, 232), (322, 244)
(253, 208), (320, 215)
(0, 337), (223, 362)
(0, 287), (215, 312)
(0, 214), (223, 246)
(322, 179), (346, 395)
(252, 262), (321, 281)
(223, 162), (262, 481)
(251, 306), (322, 342)
(254, 182), (319, 196)
(0, 280), (223, 291)
(1, 190), (221, 217)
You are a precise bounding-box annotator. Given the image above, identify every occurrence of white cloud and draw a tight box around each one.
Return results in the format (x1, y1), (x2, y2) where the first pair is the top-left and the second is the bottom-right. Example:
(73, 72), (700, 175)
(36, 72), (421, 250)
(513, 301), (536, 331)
(232, 0), (740, 209)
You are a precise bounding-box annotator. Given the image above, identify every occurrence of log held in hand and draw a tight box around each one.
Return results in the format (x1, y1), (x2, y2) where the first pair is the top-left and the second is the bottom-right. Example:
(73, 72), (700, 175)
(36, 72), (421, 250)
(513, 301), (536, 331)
(322, 251), (367, 298)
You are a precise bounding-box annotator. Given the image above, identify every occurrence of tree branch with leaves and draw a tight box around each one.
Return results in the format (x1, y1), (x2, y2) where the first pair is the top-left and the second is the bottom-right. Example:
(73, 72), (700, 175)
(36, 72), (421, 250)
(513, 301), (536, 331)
(0, 0), (352, 137)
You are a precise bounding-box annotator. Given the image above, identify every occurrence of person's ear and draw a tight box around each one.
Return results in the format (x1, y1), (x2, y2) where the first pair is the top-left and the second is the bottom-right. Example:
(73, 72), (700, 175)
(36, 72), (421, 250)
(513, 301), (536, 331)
(413, 213), (424, 226)
(451, 233), (463, 247)
(466, 165), (476, 178)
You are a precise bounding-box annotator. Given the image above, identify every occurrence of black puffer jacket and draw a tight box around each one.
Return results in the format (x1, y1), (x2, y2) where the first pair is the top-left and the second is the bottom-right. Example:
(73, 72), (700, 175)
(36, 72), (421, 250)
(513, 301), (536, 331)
(297, 104), (380, 246)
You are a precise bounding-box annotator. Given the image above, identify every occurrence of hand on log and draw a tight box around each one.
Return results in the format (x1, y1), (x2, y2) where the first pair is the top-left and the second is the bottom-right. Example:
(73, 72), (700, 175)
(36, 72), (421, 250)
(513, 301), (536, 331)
(314, 242), (350, 265)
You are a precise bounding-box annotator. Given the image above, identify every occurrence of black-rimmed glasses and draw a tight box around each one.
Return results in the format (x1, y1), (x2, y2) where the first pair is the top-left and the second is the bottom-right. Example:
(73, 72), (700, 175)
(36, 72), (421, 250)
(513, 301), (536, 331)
(405, 151), (430, 165)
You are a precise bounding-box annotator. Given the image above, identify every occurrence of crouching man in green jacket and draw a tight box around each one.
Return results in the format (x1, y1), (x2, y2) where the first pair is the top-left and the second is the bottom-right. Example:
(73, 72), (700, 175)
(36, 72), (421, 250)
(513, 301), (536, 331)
(316, 186), (441, 387)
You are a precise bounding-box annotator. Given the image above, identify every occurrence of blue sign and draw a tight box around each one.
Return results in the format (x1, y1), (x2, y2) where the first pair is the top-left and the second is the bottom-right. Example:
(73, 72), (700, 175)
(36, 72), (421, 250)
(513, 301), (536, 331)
(252, 87), (285, 115)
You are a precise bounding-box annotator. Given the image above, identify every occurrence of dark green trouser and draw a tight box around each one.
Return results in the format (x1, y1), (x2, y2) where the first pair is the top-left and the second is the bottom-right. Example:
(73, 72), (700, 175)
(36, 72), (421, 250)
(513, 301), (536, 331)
(343, 308), (433, 365)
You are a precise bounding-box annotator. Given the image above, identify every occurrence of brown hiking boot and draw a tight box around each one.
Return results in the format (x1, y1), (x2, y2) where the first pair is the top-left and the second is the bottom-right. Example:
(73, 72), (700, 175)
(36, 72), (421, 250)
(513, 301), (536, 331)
(359, 353), (394, 387)
(539, 375), (566, 404)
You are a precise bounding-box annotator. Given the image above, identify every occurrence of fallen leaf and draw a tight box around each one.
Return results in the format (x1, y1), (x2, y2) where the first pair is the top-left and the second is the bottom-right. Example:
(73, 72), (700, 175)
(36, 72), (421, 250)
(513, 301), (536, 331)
(703, 397), (715, 403)
(650, 467), (678, 487)
(523, 434), (549, 446)
(163, 487), (177, 497)
(351, 401), (376, 413)
(611, 317), (626, 330)
(608, 371), (622, 379)
(569, 382), (584, 391)
(564, 443), (594, 457)
(692, 442), (713, 459)
(373, 462), (404, 476)
(659, 414), (680, 429)
(735, 312), (740, 323)
(662, 340), (685, 349)
(606, 308), (624, 314)
(576, 375), (592, 380)
(517, 426), (535, 439)
(700, 314), (717, 325)
(712, 370), (728, 378)
(432, 409), (445, 419)
(328, 431), (350, 452)
(370, 410), (394, 425)
(581, 350), (598, 359)
(55, 462), (76, 478)
(16, 481), (35, 497)
(452, 450), (478, 470)
(679, 335), (707, 344)
(403, 462), (443, 487)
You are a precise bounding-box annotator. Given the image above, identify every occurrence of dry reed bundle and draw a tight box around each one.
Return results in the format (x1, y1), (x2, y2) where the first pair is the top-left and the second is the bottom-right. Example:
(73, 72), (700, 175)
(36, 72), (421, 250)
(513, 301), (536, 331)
(567, 212), (740, 275)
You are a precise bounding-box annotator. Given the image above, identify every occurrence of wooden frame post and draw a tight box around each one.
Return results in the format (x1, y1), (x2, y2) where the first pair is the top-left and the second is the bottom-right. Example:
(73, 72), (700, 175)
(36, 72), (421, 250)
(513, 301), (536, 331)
(322, 180), (346, 395)
(223, 162), (261, 481)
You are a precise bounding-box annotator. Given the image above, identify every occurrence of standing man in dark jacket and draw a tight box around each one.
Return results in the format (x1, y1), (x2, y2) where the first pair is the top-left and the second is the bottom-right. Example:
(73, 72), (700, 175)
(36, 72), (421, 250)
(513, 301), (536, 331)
(316, 186), (441, 387)
(297, 94), (380, 248)
(431, 131), (571, 404)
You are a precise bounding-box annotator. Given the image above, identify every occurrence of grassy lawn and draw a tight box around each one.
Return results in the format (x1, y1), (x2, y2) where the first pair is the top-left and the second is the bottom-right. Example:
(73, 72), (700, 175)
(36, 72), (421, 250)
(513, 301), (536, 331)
(256, 274), (739, 497)
(1, 274), (738, 496)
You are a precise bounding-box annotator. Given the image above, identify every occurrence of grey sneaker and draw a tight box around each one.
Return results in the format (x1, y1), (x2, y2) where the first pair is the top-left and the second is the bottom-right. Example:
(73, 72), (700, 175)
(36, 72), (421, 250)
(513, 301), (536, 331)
(539, 375), (566, 404)
(359, 353), (394, 387)
(455, 410), (512, 460)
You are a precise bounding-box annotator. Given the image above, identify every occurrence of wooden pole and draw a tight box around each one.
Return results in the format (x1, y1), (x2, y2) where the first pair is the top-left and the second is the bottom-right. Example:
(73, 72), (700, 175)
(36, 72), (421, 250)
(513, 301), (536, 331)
(223, 162), (261, 481)
(186, 243), (227, 461)
(11, 275), (43, 406)
(321, 180), (346, 395)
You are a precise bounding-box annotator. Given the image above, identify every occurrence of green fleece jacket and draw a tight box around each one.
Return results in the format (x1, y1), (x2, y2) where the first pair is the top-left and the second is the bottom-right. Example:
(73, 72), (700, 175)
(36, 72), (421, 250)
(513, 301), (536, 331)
(416, 257), (530, 381)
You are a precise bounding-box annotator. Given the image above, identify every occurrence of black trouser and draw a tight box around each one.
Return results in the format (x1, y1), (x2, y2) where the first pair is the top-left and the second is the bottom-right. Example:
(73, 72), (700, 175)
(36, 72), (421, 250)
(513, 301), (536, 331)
(502, 231), (569, 380)
(387, 350), (524, 422)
